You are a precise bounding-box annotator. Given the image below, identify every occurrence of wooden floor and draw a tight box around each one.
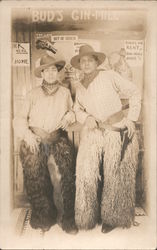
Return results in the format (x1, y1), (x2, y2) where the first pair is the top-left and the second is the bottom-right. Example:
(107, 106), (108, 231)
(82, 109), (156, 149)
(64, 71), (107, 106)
(6, 207), (156, 250)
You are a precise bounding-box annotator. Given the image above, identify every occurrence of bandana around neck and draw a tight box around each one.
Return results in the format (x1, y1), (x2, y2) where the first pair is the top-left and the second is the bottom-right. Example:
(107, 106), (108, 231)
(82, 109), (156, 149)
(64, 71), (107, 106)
(81, 70), (99, 89)
(41, 79), (59, 96)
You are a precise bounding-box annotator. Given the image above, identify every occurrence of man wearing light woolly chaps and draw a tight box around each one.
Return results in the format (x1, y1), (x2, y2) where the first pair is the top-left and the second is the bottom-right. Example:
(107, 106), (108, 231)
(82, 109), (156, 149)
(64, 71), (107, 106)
(71, 44), (141, 233)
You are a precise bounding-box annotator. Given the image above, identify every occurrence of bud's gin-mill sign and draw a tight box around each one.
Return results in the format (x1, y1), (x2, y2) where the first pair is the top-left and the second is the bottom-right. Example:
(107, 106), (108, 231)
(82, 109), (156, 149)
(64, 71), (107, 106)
(12, 43), (30, 66)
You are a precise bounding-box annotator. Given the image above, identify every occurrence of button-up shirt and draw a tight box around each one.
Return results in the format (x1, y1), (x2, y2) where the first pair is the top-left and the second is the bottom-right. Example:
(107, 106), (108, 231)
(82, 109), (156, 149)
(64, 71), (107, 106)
(74, 70), (141, 124)
(14, 85), (75, 139)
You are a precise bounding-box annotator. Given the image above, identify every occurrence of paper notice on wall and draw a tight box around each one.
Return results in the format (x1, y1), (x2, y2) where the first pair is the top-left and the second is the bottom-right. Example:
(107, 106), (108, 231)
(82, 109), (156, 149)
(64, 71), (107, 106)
(12, 43), (30, 66)
(124, 40), (144, 67)
(51, 35), (78, 42)
(74, 39), (100, 55)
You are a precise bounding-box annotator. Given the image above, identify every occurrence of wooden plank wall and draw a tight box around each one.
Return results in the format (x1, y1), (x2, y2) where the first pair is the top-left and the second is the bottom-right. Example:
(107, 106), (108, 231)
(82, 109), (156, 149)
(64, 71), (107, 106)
(12, 29), (32, 206)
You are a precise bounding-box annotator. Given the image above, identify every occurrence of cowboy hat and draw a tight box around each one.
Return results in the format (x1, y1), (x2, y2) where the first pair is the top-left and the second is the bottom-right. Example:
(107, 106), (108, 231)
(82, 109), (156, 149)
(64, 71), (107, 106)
(70, 45), (106, 70)
(35, 54), (66, 78)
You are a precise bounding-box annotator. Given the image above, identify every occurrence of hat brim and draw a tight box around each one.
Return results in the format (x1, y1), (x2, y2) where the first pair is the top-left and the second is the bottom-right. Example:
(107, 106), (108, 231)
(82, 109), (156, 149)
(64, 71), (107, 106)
(35, 60), (66, 78)
(70, 52), (106, 70)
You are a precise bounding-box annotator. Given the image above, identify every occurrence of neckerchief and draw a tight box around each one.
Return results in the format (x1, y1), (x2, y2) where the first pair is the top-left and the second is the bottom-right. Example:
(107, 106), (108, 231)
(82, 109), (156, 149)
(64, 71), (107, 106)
(81, 70), (99, 89)
(42, 79), (59, 96)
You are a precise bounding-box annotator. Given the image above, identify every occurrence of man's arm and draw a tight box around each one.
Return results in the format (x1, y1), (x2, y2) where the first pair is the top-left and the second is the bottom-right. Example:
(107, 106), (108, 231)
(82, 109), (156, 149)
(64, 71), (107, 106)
(73, 94), (90, 124)
(13, 91), (32, 139)
(112, 70), (141, 122)
(56, 90), (76, 130)
(63, 90), (76, 124)
(13, 91), (40, 153)
(73, 93), (97, 129)
(112, 71), (141, 138)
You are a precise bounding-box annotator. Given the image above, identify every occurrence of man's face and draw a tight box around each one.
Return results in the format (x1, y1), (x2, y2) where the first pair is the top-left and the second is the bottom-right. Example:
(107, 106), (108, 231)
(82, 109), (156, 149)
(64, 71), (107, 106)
(41, 65), (58, 84)
(80, 55), (98, 74)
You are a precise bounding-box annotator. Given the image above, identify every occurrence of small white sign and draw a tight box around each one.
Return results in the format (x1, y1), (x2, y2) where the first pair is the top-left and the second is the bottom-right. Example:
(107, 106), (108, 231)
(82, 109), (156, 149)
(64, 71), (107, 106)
(12, 43), (30, 66)
(124, 40), (144, 67)
(51, 35), (78, 42)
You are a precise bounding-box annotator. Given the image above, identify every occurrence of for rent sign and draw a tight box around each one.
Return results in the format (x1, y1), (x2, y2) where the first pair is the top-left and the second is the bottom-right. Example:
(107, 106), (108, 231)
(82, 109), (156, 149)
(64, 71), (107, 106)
(125, 40), (144, 67)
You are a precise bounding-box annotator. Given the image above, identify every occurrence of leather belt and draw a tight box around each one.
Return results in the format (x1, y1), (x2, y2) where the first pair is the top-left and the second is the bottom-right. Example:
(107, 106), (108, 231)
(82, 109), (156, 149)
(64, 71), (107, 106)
(97, 110), (131, 161)
(29, 126), (63, 144)
(98, 110), (125, 132)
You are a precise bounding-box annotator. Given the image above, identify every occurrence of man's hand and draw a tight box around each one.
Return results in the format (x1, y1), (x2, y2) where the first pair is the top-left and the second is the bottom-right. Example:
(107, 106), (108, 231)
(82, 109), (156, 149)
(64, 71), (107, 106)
(125, 119), (135, 139)
(56, 117), (70, 130)
(84, 115), (98, 129)
(24, 131), (41, 154)
(114, 118), (135, 139)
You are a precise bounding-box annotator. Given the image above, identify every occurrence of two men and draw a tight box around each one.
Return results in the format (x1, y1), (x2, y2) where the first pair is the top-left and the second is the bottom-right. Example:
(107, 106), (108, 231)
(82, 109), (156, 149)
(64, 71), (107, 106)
(14, 44), (141, 234)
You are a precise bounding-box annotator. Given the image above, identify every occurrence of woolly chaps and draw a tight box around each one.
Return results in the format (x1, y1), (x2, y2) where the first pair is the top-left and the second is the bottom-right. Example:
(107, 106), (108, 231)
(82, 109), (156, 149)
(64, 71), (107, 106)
(20, 133), (76, 231)
(75, 128), (139, 230)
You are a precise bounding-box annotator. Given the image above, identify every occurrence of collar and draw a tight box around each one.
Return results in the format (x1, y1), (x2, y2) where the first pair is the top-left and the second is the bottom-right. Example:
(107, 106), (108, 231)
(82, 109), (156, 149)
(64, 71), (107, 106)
(81, 70), (99, 89)
(41, 80), (59, 96)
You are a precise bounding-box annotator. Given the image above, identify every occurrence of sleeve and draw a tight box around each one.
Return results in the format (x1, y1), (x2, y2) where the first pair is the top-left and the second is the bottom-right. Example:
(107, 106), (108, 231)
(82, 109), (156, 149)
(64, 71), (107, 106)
(112, 71), (141, 121)
(73, 92), (90, 124)
(63, 90), (76, 124)
(13, 91), (34, 140)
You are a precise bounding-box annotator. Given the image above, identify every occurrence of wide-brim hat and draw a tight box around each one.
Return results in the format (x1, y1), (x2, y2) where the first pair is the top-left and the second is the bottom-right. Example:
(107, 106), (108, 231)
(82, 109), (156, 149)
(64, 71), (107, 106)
(35, 54), (66, 78)
(70, 45), (106, 70)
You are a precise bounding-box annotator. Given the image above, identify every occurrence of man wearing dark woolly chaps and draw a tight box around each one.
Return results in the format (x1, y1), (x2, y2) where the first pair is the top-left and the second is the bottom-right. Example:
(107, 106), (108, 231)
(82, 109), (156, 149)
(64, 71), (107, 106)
(13, 54), (77, 234)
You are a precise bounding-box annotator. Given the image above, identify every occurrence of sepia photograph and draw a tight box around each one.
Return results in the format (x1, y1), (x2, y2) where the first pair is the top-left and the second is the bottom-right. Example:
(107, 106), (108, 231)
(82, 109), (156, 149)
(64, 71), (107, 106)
(0, 1), (156, 249)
